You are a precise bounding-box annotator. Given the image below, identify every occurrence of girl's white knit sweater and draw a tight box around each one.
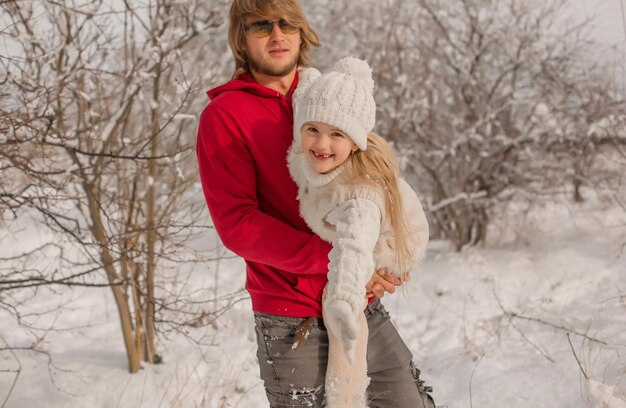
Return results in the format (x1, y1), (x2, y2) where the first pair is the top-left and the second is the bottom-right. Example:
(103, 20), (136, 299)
(287, 143), (429, 406)
(287, 145), (429, 293)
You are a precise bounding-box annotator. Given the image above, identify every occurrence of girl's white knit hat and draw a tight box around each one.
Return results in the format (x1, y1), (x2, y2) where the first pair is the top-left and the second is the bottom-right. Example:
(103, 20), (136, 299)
(294, 57), (375, 151)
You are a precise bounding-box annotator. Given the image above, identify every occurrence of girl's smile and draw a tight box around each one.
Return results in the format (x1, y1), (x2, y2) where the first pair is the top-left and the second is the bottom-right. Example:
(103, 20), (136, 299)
(311, 150), (334, 160)
(301, 121), (357, 174)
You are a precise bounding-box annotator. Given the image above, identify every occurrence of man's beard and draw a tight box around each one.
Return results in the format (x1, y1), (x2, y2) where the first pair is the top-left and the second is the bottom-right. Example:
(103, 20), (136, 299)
(248, 50), (299, 78)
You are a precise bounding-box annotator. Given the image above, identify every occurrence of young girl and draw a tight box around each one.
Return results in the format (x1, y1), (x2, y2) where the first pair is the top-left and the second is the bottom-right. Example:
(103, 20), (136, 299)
(288, 57), (430, 407)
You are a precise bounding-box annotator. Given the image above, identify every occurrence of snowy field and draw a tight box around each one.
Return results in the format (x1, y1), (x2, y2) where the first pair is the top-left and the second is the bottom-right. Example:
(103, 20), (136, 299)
(1, 0), (624, 406)
(1, 190), (625, 408)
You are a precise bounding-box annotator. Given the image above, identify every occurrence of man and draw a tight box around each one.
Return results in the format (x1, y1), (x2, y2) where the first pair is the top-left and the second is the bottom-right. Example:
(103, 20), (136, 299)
(196, 1), (435, 406)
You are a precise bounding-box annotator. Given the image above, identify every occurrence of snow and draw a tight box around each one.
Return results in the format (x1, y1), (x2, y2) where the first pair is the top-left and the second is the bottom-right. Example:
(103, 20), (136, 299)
(1, 191), (625, 407)
(2, 0), (623, 405)
(172, 113), (196, 121)
(428, 191), (488, 212)
(588, 380), (626, 408)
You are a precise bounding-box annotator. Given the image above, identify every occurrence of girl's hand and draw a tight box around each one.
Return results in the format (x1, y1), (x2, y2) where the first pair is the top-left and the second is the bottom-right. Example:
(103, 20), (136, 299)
(365, 269), (409, 299)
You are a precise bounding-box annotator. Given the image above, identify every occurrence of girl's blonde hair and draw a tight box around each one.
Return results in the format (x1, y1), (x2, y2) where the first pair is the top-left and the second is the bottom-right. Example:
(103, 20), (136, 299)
(228, 0), (321, 78)
(348, 132), (412, 274)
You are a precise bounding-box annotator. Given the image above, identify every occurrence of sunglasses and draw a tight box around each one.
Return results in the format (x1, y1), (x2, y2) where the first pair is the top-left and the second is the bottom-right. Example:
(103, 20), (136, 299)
(244, 19), (299, 37)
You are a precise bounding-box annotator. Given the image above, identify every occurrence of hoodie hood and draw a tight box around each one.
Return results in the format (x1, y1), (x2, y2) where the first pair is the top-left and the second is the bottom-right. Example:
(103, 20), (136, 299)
(207, 72), (299, 102)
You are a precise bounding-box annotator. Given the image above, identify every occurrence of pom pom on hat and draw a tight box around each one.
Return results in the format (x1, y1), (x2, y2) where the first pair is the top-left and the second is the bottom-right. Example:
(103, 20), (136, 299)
(333, 57), (375, 93)
(294, 56), (376, 151)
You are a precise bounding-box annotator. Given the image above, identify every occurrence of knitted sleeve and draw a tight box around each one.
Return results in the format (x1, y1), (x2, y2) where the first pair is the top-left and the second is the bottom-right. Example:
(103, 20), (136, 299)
(325, 198), (382, 309)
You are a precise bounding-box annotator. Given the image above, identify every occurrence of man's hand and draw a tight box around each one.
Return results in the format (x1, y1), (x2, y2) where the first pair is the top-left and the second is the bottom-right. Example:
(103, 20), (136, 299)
(365, 269), (410, 299)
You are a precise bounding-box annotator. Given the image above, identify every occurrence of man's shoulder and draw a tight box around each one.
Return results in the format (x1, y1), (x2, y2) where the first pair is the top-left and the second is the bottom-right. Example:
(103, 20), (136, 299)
(198, 89), (256, 127)
(208, 85), (256, 108)
(207, 74), (277, 108)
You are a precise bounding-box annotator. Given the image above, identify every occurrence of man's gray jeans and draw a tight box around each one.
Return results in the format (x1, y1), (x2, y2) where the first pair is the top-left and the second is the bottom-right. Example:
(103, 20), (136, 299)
(254, 299), (436, 407)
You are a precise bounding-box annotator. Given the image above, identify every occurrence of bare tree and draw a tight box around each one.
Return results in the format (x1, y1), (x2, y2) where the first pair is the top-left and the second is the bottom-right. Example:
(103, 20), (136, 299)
(0, 0), (231, 372)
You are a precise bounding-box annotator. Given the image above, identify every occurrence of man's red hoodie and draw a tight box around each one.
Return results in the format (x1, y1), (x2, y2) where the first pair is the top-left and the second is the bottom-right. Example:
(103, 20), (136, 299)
(196, 72), (331, 317)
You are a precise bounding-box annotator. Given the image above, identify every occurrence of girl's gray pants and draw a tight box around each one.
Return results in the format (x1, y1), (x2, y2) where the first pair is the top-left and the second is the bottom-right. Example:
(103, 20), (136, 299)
(254, 299), (436, 407)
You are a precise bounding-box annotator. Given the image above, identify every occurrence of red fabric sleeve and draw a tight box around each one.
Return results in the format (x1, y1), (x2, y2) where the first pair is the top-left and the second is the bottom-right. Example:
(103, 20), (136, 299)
(196, 103), (330, 275)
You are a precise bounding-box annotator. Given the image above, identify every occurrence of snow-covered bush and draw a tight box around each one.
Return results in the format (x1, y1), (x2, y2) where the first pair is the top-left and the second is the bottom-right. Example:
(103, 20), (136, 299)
(307, 0), (625, 250)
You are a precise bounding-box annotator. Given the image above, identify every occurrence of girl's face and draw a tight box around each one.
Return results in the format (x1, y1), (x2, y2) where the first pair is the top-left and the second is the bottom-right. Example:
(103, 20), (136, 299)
(300, 121), (357, 174)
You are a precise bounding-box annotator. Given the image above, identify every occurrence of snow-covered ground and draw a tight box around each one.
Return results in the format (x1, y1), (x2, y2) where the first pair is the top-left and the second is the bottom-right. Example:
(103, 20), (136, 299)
(1, 191), (625, 408)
